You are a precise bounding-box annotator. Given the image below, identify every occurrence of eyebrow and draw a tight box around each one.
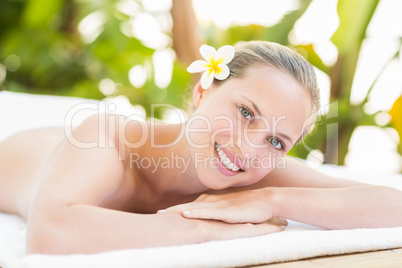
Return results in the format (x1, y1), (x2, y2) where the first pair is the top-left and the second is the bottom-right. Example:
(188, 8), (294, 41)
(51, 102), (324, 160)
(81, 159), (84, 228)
(241, 96), (262, 116)
(241, 95), (294, 145)
(277, 132), (294, 145)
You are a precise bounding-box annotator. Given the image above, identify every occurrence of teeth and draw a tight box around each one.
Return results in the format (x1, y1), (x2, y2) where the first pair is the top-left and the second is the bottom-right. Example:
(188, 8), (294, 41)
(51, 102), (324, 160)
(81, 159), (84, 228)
(214, 143), (240, 172)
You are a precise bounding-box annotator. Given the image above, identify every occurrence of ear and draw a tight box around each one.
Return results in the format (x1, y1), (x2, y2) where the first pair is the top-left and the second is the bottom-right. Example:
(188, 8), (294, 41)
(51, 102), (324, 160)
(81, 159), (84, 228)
(192, 81), (208, 108)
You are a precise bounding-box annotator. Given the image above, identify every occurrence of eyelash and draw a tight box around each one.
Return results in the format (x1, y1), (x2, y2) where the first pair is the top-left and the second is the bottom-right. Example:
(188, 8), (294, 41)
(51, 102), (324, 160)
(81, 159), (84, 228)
(239, 105), (254, 122)
(238, 105), (286, 151)
(268, 137), (286, 151)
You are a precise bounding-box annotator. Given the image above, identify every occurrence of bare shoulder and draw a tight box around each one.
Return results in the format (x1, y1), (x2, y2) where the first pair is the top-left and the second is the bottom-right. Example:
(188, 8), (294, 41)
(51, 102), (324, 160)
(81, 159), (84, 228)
(71, 113), (148, 157)
(248, 156), (368, 189)
(116, 115), (149, 147)
(29, 114), (129, 215)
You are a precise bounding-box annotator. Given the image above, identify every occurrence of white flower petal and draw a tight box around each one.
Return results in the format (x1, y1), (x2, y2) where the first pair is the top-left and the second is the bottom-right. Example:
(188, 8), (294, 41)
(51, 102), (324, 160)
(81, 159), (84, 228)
(216, 45), (235, 64)
(187, 60), (208, 73)
(214, 63), (230, 80)
(201, 70), (215, 89)
(200, 44), (216, 62)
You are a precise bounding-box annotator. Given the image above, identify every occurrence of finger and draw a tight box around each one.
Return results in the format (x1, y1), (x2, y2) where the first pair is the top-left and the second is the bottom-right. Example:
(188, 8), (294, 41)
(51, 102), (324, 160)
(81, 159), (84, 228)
(157, 204), (194, 213)
(181, 208), (224, 221)
(181, 207), (239, 223)
(236, 222), (285, 239)
(156, 209), (167, 214)
(158, 202), (212, 213)
(257, 222), (286, 235)
(181, 207), (273, 224)
(267, 218), (288, 227)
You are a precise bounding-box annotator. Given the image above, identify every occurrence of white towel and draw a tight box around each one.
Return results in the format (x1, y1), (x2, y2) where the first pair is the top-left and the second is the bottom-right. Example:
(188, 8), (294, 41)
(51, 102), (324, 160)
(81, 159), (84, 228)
(1, 213), (402, 268)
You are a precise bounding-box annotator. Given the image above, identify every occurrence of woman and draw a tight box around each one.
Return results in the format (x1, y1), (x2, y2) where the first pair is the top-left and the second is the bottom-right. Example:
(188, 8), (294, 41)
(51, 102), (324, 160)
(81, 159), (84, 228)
(0, 41), (401, 255)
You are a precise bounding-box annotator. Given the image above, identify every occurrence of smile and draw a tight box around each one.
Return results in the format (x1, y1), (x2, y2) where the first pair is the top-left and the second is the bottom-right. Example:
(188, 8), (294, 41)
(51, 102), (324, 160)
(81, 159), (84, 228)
(214, 143), (242, 172)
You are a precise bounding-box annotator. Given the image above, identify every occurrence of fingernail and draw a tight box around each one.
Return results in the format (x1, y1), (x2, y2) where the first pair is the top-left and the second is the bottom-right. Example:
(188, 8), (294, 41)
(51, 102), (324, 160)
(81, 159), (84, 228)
(157, 209), (167, 213)
(182, 211), (191, 215)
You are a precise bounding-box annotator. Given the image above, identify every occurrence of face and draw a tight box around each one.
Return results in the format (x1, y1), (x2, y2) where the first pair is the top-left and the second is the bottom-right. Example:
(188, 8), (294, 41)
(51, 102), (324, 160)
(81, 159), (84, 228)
(186, 65), (313, 190)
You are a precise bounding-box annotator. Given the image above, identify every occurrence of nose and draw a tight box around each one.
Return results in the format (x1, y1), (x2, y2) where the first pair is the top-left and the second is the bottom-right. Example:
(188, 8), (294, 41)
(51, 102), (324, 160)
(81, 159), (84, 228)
(242, 130), (269, 151)
(238, 129), (280, 171)
(240, 143), (279, 171)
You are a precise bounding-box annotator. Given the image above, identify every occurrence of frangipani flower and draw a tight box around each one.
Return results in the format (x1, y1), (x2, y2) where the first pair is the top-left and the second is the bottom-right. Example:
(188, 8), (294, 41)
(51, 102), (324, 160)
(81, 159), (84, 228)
(187, 44), (235, 89)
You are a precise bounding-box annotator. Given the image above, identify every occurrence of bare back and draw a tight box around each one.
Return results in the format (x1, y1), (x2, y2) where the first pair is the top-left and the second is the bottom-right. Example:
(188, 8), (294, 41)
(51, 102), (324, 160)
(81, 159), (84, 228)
(0, 119), (199, 222)
(0, 127), (65, 219)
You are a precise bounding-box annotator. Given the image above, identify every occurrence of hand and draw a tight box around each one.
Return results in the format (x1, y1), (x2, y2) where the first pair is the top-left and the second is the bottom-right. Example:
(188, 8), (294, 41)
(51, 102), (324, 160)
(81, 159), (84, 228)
(198, 218), (287, 242)
(156, 210), (286, 244)
(158, 188), (283, 224)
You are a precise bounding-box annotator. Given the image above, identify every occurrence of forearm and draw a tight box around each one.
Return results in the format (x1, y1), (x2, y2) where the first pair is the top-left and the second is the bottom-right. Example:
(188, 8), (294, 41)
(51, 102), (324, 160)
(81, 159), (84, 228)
(269, 186), (402, 229)
(27, 205), (208, 254)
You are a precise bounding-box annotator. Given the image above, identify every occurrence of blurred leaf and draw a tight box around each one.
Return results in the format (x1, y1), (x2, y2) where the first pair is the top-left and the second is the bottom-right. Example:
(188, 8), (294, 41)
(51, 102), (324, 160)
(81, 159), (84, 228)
(263, 0), (313, 44)
(288, 113), (328, 159)
(218, 24), (267, 46)
(0, 1), (23, 36)
(329, 0), (379, 100)
(205, 0), (313, 47)
(22, 0), (64, 29)
(331, 0), (379, 54)
(295, 44), (329, 74)
(316, 0), (381, 164)
(68, 79), (103, 99)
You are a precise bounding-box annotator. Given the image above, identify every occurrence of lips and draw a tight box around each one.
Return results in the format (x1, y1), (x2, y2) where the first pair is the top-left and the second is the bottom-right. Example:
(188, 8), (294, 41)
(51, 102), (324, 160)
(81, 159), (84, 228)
(214, 142), (245, 173)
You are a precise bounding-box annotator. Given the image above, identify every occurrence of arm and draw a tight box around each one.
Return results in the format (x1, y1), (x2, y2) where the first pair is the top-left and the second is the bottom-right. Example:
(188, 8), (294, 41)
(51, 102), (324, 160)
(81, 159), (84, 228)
(255, 156), (402, 228)
(29, 203), (284, 254)
(269, 185), (402, 229)
(251, 156), (369, 188)
(164, 157), (402, 229)
(164, 185), (402, 229)
(27, 115), (283, 255)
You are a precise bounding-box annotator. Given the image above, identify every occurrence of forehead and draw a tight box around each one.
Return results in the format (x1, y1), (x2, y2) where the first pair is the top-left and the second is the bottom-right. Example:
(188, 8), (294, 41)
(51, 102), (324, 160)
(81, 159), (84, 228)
(221, 65), (313, 139)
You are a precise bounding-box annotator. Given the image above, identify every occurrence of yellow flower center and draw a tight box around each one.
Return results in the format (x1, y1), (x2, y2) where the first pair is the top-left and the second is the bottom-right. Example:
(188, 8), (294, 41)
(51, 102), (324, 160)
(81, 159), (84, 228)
(206, 56), (224, 74)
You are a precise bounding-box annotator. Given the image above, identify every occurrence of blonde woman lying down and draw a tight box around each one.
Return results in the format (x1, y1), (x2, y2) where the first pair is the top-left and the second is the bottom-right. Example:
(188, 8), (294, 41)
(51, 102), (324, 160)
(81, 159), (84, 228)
(0, 41), (401, 255)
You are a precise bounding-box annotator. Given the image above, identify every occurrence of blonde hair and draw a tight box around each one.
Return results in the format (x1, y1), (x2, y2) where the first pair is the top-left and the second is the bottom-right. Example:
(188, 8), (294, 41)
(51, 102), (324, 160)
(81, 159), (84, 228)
(214, 41), (320, 138)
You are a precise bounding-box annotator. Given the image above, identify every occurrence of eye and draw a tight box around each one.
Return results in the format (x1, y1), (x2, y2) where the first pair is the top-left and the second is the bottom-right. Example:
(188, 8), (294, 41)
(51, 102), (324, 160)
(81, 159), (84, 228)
(268, 138), (284, 150)
(239, 105), (254, 121)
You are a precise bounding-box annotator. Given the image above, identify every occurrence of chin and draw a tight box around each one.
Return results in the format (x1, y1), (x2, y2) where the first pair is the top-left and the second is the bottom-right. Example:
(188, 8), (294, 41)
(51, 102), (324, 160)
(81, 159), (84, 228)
(232, 169), (273, 188)
(200, 176), (231, 190)
(196, 169), (233, 190)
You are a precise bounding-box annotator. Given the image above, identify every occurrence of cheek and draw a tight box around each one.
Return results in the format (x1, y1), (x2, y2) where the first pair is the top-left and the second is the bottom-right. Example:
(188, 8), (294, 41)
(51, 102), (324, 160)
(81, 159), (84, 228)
(185, 116), (215, 148)
(234, 167), (273, 187)
(211, 115), (241, 145)
(239, 154), (279, 187)
(246, 149), (282, 170)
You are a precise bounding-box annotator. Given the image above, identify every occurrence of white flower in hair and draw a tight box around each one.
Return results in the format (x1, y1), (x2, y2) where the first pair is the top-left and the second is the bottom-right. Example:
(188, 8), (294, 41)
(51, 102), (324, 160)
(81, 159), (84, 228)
(187, 44), (235, 89)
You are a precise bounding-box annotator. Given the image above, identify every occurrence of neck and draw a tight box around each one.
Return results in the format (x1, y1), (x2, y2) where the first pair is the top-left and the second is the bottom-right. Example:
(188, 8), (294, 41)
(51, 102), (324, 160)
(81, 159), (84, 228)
(133, 122), (208, 203)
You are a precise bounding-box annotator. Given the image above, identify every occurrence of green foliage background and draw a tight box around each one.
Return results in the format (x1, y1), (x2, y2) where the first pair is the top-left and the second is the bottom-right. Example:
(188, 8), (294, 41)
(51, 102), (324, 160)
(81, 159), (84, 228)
(0, 0), (190, 118)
